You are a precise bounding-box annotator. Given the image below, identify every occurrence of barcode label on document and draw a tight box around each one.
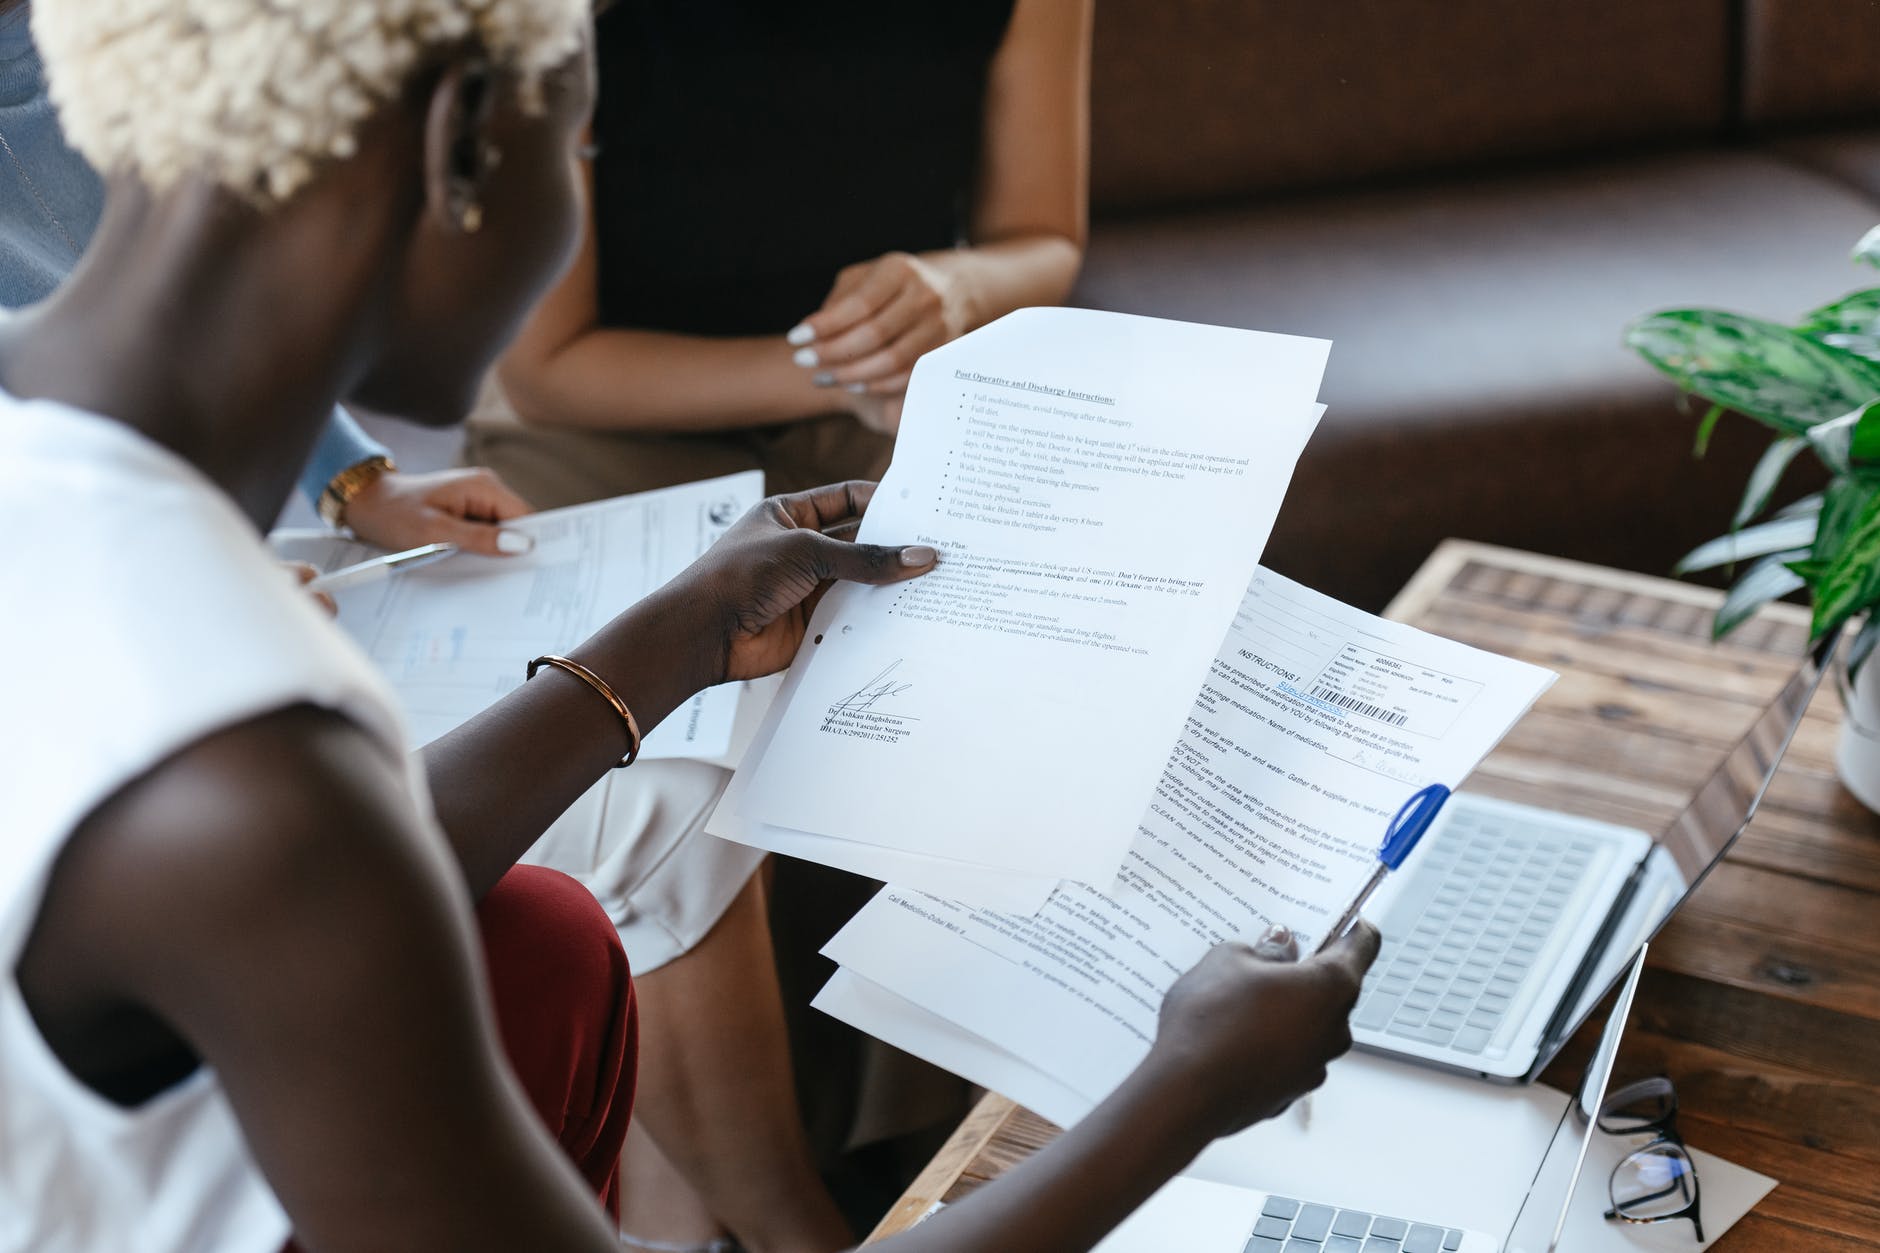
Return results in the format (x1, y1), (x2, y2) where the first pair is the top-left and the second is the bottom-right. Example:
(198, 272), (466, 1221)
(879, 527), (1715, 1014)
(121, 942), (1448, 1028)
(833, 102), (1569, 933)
(1309, 684), (1410, 727)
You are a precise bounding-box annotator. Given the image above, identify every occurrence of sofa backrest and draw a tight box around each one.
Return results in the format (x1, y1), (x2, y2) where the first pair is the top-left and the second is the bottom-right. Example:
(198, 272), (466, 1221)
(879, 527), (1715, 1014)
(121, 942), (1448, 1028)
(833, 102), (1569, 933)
(1090, 0), (1735, 215)
(1742, 0), (1880, 130)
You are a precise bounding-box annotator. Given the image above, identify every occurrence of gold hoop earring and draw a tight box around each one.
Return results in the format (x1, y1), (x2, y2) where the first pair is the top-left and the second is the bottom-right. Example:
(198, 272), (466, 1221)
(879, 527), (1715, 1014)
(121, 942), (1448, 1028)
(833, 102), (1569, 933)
(459, 202), (483, 234)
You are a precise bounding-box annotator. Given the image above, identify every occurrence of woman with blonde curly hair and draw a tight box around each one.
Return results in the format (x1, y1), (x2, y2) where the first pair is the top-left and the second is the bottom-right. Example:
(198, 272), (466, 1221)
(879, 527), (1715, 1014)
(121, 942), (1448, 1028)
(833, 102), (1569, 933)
(0, 0), (544, 559)
(0, 4), (1376, 1252)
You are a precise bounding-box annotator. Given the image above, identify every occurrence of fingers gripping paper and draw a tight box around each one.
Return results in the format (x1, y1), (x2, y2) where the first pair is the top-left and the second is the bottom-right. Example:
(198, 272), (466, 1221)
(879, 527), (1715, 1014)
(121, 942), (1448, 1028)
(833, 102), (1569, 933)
(816, 571), (1555, 1106)
(709, 308), (1332, 894)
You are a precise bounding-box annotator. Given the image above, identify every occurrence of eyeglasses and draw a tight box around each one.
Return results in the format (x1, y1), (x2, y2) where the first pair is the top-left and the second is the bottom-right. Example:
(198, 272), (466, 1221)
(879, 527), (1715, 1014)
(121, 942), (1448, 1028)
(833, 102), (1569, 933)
(1597, 1076), (1704, 1243)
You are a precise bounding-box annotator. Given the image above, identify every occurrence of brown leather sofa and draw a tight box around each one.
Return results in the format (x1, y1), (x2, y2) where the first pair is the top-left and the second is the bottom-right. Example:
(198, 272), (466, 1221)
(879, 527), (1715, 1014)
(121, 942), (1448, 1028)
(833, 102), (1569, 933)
(1075, 0), (1880, 610)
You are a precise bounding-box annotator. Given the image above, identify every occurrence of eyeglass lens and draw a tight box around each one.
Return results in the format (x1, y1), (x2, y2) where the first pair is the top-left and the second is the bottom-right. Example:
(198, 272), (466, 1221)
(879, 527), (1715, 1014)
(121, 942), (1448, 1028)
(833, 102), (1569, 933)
(1598, 1076), (1704, 1242)
(1612, 1141), (1700, 1219)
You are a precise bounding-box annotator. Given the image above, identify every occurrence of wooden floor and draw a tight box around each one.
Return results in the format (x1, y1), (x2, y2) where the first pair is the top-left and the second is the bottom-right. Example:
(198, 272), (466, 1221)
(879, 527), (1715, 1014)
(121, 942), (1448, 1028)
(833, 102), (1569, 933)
(868, 542), (1880, 1250)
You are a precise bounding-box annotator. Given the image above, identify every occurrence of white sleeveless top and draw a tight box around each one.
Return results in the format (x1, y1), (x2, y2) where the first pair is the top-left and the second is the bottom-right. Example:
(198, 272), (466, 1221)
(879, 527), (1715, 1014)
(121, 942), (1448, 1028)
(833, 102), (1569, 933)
(0, 393), (423, 1252)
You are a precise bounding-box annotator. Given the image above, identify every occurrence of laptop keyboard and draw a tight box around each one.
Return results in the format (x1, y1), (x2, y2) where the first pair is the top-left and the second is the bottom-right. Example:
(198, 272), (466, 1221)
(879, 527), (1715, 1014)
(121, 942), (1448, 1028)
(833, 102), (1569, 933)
(1353, 808), (1599, 1055)
(1245, 1195), (1464, 1252)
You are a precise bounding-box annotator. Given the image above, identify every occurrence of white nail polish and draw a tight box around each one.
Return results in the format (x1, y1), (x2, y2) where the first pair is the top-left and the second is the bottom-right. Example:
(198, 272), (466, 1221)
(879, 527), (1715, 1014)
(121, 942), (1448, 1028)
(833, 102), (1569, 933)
(793, 346), (820, 368)
(845, 382), (868, 394)
(496, 529), (535, 555)
(786, 323), (816, 347)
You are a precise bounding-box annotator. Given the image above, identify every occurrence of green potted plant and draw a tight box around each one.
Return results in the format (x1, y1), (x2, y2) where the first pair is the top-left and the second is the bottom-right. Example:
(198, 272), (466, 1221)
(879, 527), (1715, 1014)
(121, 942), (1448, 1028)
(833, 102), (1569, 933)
(1625, 226), (1880, 808)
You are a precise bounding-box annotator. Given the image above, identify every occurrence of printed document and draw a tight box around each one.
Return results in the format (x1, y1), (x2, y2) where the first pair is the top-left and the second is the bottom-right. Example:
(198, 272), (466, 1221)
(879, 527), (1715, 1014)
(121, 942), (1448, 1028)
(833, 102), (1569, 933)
(272, 470), (766, 762)
(712, 308), (1331, 889)
(814, 569), (1555, 1108)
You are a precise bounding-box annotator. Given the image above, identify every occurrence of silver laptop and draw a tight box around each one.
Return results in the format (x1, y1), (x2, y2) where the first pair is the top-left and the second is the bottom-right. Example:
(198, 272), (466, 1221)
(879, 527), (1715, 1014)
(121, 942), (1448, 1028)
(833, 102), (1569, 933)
(1088, 946), (1651, 1253)
(1352, 637), (1830, 1081)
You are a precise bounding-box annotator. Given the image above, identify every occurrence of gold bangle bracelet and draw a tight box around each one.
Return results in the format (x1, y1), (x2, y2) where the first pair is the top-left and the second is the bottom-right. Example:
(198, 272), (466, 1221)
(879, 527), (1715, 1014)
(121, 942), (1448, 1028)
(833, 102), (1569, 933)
(525, 654), (642, 768)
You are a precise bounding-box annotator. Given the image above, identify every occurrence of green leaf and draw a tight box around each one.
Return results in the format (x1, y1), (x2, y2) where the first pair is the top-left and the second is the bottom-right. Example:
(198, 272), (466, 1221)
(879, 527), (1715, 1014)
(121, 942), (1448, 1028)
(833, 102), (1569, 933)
(1803, 400), (1880, 475)
(1852, 400), (1880, 466)
(1813, 478), (1880, 563)
(1798, 288), (1880, 361)
(1676, 515), (1819, 574)
(1625, 310), (1880, 435)
(1806, 410), (1858, 473)
(1714, 551), (1809, 639)
(1733, 437), (1808, 527)
(1855, 225), (1880, 270)
(1809, 491), (1880, 639)
(1693, 403), (1724, 458)
(1850, 614), (1880, 683)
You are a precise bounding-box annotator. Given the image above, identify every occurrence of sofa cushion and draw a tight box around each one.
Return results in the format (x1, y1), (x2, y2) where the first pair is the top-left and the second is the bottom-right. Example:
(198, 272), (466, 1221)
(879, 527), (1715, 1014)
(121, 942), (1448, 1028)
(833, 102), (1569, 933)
(1743, 0), (1880, 130)
(1090, 0), (1732, 214)
(1074, 151), (1880, 609)
(1766, 128), (1880, 205)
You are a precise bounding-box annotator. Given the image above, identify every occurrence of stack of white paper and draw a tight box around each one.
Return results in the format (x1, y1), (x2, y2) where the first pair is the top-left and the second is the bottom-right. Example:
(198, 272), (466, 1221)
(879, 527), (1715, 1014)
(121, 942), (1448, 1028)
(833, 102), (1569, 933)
(700, 306), (1556, 1128)
(708, 307), (1335, 907)
(811, 570), (1555, 1125)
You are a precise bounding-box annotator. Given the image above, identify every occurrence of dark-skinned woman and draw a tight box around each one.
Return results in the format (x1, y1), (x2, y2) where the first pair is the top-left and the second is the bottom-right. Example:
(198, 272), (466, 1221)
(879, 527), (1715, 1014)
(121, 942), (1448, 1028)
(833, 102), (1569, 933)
(0, 4), (1377, 1252)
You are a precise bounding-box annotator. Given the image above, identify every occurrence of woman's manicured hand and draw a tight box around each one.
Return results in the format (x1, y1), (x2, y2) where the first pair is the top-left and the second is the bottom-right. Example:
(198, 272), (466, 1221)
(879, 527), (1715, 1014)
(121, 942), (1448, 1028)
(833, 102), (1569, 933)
(1143, 921), (1380, 1140)
(343, 466), (536, 556)
(666, 481), (937, 684)
(789, 250), (971, 395)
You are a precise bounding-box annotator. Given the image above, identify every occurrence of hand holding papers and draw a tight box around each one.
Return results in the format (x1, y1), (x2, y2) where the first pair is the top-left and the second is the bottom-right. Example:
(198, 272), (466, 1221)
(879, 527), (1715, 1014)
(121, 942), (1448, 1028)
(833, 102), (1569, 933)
(712, 307), (1333, 894)
(689, 307), (1556, 1138)
(816, 570), (1555, 1119)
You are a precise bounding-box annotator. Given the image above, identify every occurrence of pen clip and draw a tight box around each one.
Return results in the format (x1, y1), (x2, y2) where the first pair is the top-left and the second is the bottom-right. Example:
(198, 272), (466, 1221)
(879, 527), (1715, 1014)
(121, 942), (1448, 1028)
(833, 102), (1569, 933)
(1378, 783), (1450, 870)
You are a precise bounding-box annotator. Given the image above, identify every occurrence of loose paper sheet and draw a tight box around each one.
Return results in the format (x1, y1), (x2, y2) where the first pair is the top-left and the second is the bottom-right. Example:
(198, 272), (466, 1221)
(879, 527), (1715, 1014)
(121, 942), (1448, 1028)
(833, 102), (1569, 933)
(724, 823), (1063, 914)
(272, 471), (765, 762)
(818, 569), (1555, 1104)
(716, 307), (1331, 889)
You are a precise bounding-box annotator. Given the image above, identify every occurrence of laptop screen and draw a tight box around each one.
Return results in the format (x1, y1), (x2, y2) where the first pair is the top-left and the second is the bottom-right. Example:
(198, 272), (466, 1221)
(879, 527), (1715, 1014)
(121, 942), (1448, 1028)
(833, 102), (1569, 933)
(1653, 640), (1831, 886)
(1525, 635), (1832, 1079)
(1504, 945), (1649, 1253)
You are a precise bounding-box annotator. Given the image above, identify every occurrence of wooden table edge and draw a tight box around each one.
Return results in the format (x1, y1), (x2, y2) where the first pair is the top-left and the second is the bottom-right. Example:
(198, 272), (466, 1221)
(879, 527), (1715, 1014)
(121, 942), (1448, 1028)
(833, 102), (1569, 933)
(866, 1092), (1020, 1241)
(1382, 539), (1811, 626)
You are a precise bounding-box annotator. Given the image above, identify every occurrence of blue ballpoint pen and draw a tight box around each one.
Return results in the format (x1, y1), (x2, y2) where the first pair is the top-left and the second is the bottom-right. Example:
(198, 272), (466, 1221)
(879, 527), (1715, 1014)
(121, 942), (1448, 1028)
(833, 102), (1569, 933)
(1295, 782), (1449, 1131)
(1313, 781), (1451, 955)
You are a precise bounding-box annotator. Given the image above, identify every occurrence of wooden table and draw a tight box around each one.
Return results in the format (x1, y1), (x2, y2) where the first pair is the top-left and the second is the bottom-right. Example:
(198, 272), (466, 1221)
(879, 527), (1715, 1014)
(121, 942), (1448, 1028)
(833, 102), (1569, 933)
(867, 542), (1880, 1250)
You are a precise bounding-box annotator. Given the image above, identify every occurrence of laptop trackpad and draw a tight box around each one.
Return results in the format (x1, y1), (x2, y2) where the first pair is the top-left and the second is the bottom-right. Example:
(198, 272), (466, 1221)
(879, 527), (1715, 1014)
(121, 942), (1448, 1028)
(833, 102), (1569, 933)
(1094, 1176), (1261, 1252)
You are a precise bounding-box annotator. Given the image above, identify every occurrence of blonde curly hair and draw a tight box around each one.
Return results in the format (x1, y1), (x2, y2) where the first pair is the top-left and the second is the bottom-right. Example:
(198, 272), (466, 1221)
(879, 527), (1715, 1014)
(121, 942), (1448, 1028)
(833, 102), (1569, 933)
(34, 0), (587, 204)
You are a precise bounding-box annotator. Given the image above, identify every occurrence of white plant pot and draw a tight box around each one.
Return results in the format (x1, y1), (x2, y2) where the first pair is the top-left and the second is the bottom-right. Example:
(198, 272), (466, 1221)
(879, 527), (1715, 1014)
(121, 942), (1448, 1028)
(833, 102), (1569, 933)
(1836, 656), (1880, 811)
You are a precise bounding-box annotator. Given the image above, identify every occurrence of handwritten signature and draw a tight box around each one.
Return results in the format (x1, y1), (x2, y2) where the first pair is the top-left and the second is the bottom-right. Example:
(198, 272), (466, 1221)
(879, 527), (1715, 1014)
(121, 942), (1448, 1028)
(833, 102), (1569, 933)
(824, 659), (916, 729)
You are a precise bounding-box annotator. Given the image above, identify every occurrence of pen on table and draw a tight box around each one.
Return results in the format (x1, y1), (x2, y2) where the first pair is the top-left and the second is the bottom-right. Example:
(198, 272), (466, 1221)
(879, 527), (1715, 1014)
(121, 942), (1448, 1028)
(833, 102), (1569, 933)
(307, 542), (459, 594)
(1295, 781), (1451, 1130)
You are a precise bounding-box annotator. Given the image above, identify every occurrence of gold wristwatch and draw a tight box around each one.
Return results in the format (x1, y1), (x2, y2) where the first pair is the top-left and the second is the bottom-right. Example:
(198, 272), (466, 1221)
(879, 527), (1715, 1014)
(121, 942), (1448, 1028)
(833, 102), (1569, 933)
(317, 454), (396, 530)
